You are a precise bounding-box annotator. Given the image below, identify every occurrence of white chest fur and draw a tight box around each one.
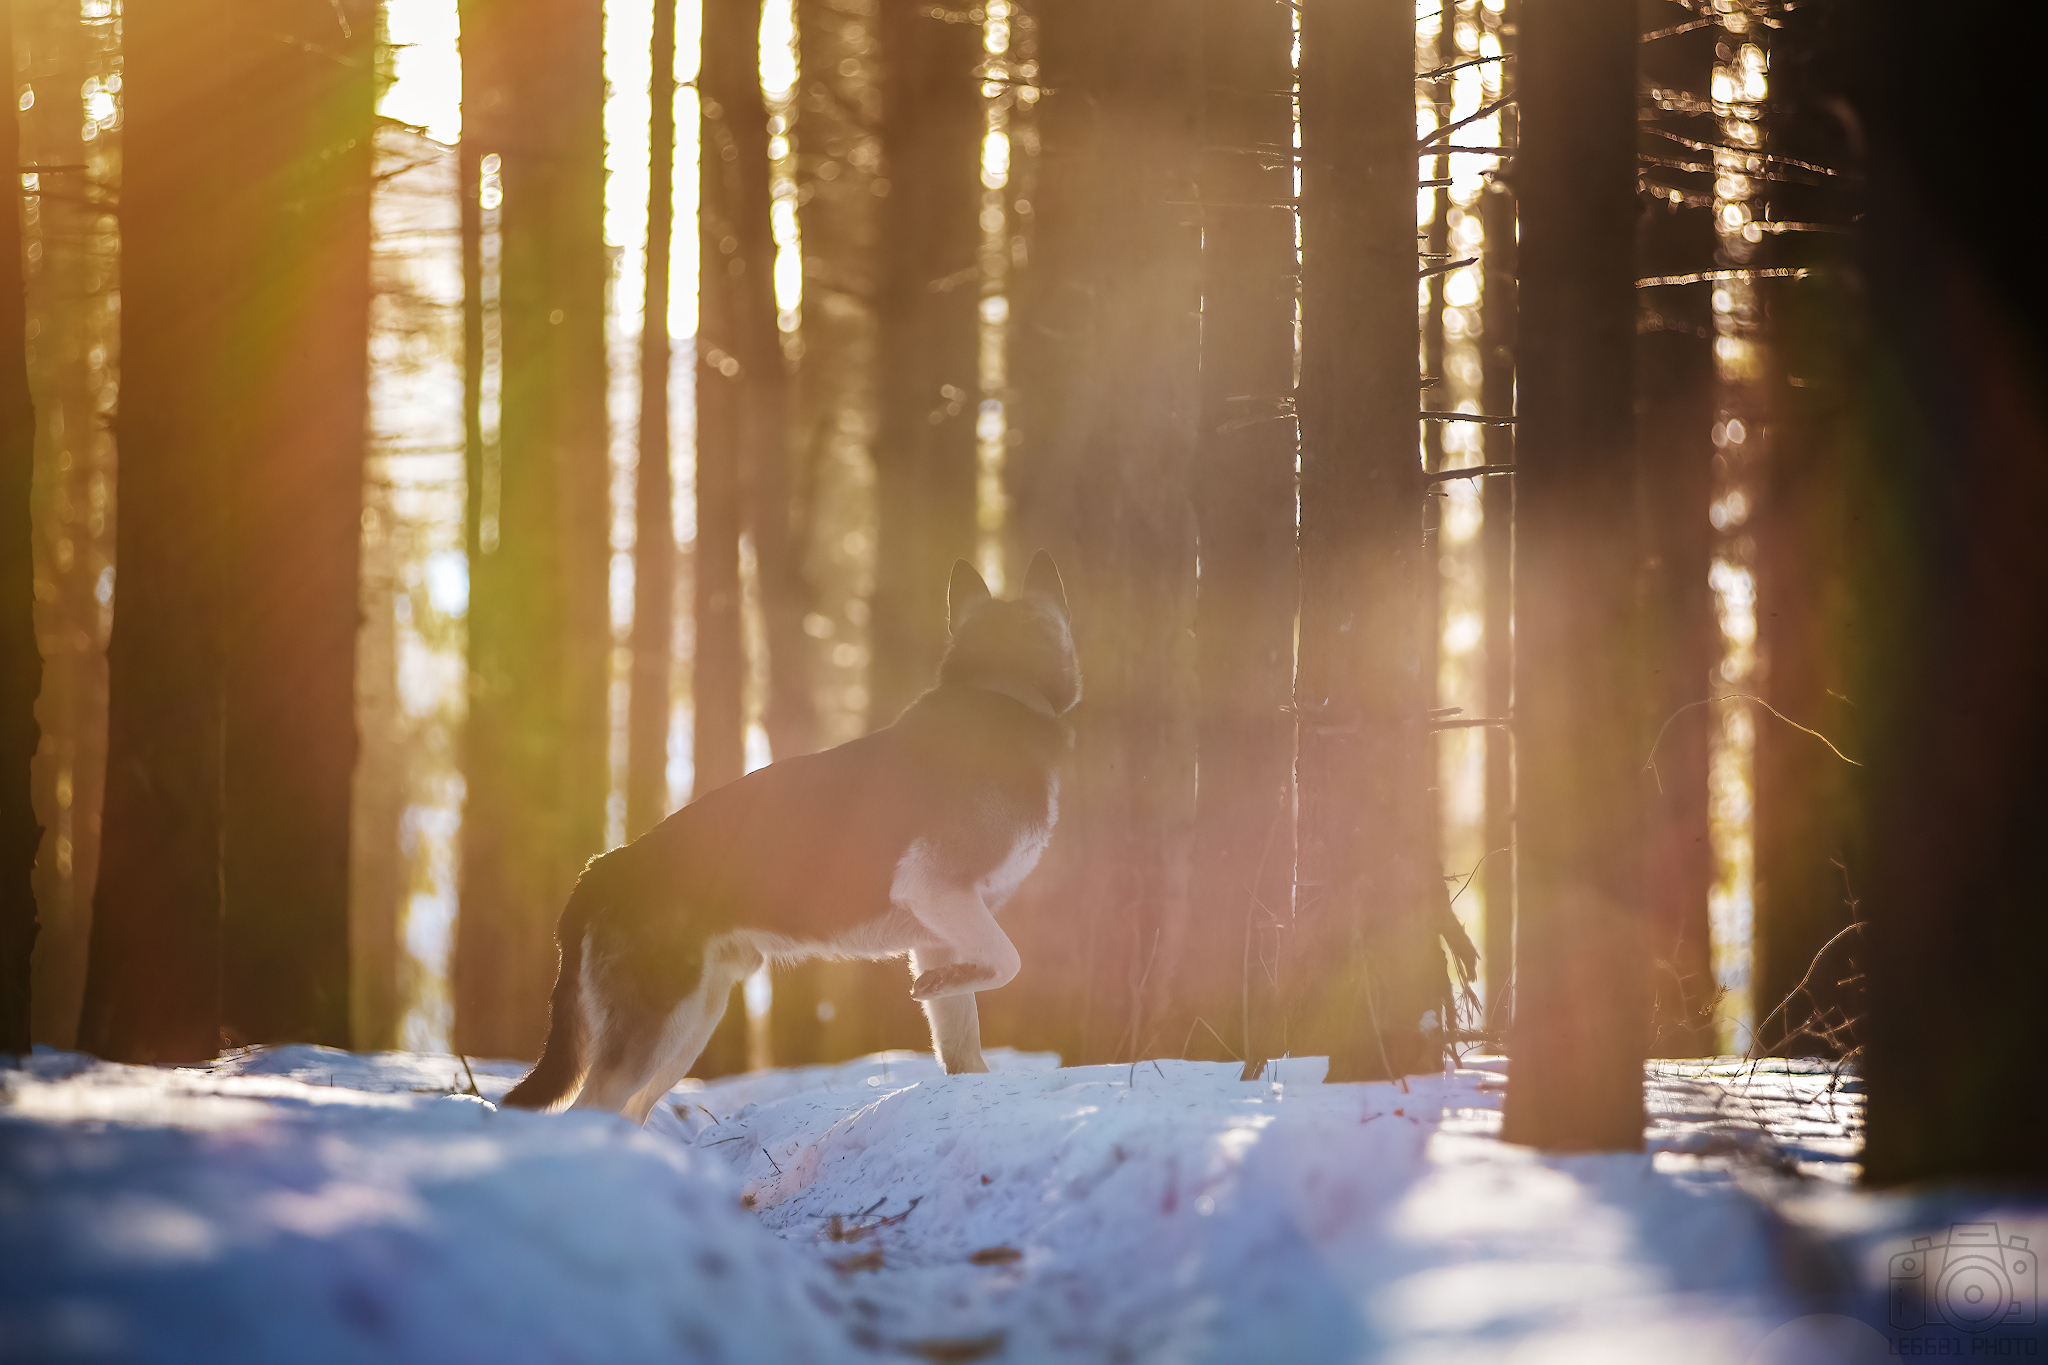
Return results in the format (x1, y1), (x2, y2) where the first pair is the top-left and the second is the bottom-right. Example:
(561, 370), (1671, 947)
(979, 774), (1057, 912)
(977, 824), (1049, 912)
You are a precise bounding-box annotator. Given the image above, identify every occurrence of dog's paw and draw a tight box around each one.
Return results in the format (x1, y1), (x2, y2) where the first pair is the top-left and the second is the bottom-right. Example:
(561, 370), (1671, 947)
(910, 963), (996, 1000)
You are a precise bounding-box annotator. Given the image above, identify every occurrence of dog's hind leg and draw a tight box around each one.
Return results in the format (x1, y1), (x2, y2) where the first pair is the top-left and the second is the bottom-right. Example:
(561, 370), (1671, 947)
(619, 936), (762, 1125)
(572, 946), (687, 1116)
(572, 1006), (665, 1117)
(909, 948), (989, 1075)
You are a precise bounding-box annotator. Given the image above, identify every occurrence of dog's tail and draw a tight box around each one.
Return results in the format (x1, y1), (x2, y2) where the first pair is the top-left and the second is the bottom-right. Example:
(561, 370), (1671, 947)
(501, 871), (602, 1112)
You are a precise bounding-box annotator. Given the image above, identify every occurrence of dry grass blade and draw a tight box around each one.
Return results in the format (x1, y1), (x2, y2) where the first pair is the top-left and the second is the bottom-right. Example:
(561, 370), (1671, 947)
(968, 1246), (1023, 1266)
(828, 1249), (885, 1273)
(1642, 693), (1859, 794)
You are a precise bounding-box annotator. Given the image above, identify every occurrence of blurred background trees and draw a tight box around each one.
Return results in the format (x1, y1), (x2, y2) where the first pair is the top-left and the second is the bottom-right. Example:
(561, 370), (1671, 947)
(5, 0), (2042, 1179)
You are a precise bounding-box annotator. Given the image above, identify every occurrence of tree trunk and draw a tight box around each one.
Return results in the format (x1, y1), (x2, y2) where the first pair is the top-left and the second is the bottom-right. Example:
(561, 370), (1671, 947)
(736, 36), (816, 769)
(1477, 9), (1518, 1025)
(989, 0), (1201, 1066)
(688, 0), (773, 1077)
(1633, 276), (1716, 1058)
(0, 0), (41, 1057)
(1184, 0), (1297, 1069)
(791, 0), (882, 758)
(1747, 28), (1855, 1062)
(1843, 146), (2048, 1182)
(1290, 0), (1443, 1082)
(216, 0), (376, 1049)
(455, 0), (612, 1060)
(18, 0), (117, 1052)
(79, 0), (252, 1062)
(628, 0), (681, 842)
(1500, 0), (1648, 1150)
(349, 466), (403, 1052)
(868, 0), (983, 729)
(1633, 5), (1718, 1057)
(692, 0), (758, 804)
(1800, 0), (2048, 1182)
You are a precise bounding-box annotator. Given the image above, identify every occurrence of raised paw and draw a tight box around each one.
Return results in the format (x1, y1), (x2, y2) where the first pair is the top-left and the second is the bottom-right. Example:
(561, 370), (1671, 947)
(910, 962), (996, 1000)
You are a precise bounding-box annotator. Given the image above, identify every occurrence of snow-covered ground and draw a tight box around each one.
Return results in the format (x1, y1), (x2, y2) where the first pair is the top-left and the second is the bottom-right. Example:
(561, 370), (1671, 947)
(4, 1044), (2041, 1363)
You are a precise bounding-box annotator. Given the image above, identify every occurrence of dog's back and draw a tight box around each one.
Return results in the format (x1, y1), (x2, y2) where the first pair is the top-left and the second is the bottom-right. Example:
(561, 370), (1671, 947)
(504, 553), (1078, 1120)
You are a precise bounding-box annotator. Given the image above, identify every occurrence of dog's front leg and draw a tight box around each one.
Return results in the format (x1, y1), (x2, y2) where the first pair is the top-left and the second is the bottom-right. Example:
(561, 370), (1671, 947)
(909, 948), (989, 1074)
(904, 885), (1019, 1001)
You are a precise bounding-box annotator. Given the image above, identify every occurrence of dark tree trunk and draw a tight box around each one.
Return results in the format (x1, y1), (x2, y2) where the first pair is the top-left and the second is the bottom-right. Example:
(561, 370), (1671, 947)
(18, 0), (117, 1052)
(1747, 33), (1856, 1062)
(736, 57), (816, 770)
(790, 0), (882, 756)
(1501, 0), (1648, 1150)
(81, 0), (372, 1059)
(1633, 279), (1716, 1058)
(1184, 0), (1297, 1069)
(1477, 16), (1518, 1025)
(868, 0), (983, 729)
(1633, 8), (1718, 1057)
(1290, 0), (1442, 1082)
(455, 0), (612, 1060)
(78, 0), (252, 1062)
(217, 0), (376, 1049)
(627, 0), (681, 842)
(690, 0), (774, 1077)
(0, 0), (41, 1057)
(989, 0), (1201, 1066)
(1810, 0), (2048, 1183)
(692, 0), (758, 804)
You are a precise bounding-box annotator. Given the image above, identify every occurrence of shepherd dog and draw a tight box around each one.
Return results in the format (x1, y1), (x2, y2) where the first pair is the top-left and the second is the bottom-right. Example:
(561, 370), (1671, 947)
(502, 552), (1079, 1122)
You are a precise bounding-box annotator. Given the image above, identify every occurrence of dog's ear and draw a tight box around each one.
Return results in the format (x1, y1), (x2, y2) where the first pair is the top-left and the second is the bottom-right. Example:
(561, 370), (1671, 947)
(1022, 550), (1069, 618)
(949, 559), (993, 633)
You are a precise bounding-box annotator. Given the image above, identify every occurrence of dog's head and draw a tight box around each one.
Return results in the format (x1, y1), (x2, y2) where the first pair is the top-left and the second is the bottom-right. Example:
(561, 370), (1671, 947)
(939, 551), (1081, 717)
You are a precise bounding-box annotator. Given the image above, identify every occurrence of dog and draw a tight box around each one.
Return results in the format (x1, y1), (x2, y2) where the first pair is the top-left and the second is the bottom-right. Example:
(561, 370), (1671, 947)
(502, 552), (1079, 1122)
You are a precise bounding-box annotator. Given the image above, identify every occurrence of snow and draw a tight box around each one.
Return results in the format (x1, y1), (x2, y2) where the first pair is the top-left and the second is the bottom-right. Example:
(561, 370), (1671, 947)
(3, 1044), (2040, 1363)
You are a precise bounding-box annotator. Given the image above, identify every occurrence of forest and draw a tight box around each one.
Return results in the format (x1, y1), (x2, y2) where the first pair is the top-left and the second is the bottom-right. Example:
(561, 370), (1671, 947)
(2, 0), (2045, 1358)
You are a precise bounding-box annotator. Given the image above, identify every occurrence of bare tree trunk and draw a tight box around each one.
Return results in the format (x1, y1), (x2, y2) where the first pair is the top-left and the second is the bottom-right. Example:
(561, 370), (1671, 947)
(216, 0), (376, 1048)
(692, 0), (757, 804)
(791, 0), (882, 757)
(1290, 0), (1443, 1082)
(627, 0), (681, 842)
(1500, 0), (1649, 1150)
(735, 44), (816, 769)
(455, 0), (612, 1060)
(689, 0), (772, 1077)
(1747, 33), (1856, 1061)
(0, 0), (41, 1056)
(1833, 0), (2048, 1179)
(1633, 3), (1718, 1056)
(1477, 12), (1518, 1024)
(991, 0), (1201, 1066)
(79, 2), (256, 1062)
(868, 0), (982, 729)
(1633, 276), (1716, 1057)
(19, 0), (117, 1052)
(83, 0), (374, 1059)
(1185, 0), (1297, 1070)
